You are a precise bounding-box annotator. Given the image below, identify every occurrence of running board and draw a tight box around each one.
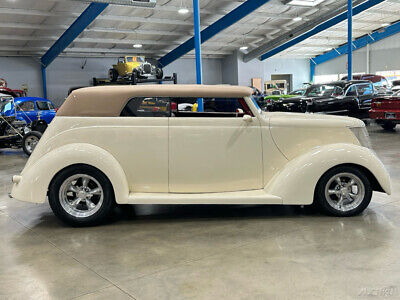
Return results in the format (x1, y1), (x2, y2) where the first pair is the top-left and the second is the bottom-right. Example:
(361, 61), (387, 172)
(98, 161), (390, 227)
(125, 190), (282, 205)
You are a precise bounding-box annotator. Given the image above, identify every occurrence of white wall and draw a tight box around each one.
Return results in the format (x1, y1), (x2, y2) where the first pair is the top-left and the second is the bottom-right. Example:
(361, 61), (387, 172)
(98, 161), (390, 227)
(234, 52), (310, 90)
(0, 56), (223, 106)
(315, 31), (400, 76)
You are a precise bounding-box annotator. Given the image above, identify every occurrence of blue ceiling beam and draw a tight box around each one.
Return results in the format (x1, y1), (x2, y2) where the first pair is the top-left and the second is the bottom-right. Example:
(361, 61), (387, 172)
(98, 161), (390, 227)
(260, 0), (385, 61)
(41, 2), (108, 68)
(158, 0), (272, 68)
(313, 20), (400, 66)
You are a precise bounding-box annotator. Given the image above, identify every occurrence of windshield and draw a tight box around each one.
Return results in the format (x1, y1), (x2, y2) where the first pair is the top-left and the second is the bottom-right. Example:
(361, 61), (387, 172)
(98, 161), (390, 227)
(0, 99), (12, 114)
(305, 84), (343, 97)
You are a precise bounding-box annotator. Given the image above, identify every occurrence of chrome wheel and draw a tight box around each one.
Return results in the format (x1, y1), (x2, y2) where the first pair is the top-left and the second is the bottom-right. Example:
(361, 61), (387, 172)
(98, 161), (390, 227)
(324, 172), (365, 212)
(59, 174), (104, 218)
(24, 135), (39, 154)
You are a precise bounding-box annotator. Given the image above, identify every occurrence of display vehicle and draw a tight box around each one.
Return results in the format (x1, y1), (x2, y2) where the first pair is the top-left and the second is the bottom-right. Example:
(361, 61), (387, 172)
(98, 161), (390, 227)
(108, 55), (163, 82)
(370, 90), (400, 130)
(11, 85), (391, 226)
(269, 81), (375, 116)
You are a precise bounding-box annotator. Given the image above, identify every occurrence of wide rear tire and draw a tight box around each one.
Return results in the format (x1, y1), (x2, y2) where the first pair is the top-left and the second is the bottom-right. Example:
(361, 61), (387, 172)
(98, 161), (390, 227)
(381, 121), (396, 131)
(22, 131), (42, 156)
(49, 165), (115, 226)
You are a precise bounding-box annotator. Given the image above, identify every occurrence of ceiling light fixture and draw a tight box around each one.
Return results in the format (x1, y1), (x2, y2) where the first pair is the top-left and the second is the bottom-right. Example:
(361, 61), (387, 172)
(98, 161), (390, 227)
(381, 23), (390, 27)
(240, 46), (249, 50)
(178, 0), (189, 14)
(286, 0), (325, 7)
(239, 34), (248, 52)
(293, 16), (302, 22)
(133, 43), (143, 48)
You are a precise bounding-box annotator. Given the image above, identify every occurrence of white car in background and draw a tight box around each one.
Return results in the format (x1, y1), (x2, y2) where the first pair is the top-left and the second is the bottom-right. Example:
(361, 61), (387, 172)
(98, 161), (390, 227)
(11, 85), (391, 226)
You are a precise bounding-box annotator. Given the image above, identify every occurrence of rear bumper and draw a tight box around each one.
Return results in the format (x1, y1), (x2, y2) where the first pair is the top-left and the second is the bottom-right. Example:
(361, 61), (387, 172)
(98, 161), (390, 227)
(369, 109), (400, 122)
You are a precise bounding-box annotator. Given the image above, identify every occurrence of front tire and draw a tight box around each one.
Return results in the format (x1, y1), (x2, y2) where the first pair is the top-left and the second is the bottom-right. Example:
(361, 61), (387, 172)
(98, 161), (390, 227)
(314, 165), (372, 217)
(48, 165), (115, 226)
(155, 68), (163, 79)
(22, 131), (42, 156)
(108, 68), (118, 82)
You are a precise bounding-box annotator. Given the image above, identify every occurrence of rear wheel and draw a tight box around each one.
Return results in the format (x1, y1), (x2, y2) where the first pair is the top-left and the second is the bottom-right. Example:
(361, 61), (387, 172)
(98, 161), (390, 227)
(381, 121), (396, 131)
(155, 68), (163, 79)
(49, 165), (115, 226)
(314, 166), (372, 217)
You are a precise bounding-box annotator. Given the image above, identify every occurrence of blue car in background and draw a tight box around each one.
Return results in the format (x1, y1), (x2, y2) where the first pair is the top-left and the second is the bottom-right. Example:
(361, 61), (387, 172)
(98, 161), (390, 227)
(1, 97), (57, 124)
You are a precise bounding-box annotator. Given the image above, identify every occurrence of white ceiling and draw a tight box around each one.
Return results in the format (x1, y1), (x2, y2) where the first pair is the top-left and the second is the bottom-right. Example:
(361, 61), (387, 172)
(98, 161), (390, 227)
(0, 0), (399, 61)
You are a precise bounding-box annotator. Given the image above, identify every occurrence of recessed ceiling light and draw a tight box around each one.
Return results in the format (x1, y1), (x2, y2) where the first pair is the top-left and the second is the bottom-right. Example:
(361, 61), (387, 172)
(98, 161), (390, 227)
(293, 16), (302, 22)
(133, 43), (143, 48)
(240, 46), (248, 51)
(381, 23), (390, 27)
(286, 0), (325, 7)
(178, 7), (189, 14)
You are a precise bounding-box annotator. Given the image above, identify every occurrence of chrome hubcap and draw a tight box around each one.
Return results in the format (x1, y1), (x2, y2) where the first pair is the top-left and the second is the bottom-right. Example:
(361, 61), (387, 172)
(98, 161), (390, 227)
(59, 174), (103, 218)
(25, 136), (39, 153)
(325, 172), (365, 212)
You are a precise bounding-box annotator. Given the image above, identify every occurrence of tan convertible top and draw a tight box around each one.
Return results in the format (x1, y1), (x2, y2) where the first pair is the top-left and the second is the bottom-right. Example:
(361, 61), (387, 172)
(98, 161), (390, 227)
(57, 84), (253, 117)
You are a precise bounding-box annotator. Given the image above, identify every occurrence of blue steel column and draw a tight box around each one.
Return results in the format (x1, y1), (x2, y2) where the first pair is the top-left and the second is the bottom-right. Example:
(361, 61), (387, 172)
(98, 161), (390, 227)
(41, 65), (47, 99)
(193, 0), (203, 111)
(347, 0), (353, 80)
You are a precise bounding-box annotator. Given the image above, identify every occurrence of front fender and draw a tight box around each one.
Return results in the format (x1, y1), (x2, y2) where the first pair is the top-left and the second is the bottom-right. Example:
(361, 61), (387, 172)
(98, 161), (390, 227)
(264, 143), (391, 205)
(11, 143), (129, 204)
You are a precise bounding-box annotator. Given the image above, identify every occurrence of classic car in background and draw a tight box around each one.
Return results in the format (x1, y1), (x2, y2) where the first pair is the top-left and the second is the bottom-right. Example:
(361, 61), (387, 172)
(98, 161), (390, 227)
(1, 97), (57, 124)
(370, 90), (400, 130)
(341, 74), (391, 94)
(391, 80), (400, 93)
(108, 56), (163, 82)
(11, 85), (391, 226)
(268, 81), (375, 117)
(0, 96), (56, 155)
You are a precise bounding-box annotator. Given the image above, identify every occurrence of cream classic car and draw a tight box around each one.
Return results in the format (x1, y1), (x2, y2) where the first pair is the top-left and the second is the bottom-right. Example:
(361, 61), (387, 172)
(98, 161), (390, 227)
(11, 85), (391, 226)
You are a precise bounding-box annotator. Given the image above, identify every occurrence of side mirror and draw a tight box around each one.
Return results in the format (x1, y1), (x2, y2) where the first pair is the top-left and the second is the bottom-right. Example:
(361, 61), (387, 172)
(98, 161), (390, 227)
(242, 114), (252, 122)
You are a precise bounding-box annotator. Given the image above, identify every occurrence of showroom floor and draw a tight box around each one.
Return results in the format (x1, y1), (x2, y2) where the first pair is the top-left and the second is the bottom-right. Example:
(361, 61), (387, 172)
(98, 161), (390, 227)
(0, 124), (399, 300)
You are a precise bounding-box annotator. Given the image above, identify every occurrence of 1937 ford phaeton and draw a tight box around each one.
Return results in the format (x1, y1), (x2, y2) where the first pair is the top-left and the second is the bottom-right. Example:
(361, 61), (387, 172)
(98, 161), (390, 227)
(11, 85), (391, 226)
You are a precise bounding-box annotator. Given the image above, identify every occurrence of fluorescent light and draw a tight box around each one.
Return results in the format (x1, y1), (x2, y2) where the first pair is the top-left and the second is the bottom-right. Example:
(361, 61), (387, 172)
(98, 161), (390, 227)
(70, 0), (157, 7)
(381, 23), (390, 27)
(133, 44), (143, 48)
(178, 7), (189, 14)
(240, 46), (248, 51)
(293, 16), (302, 22)
(287, 0), (325, 7)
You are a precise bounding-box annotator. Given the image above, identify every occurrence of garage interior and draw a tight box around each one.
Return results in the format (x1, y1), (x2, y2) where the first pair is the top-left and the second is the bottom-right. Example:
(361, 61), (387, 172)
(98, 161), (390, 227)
(1, 0), (400, 299)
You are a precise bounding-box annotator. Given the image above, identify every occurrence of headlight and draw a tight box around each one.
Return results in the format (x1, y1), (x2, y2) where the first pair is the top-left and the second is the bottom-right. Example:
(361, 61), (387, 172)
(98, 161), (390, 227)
(350, 126), (372, 149)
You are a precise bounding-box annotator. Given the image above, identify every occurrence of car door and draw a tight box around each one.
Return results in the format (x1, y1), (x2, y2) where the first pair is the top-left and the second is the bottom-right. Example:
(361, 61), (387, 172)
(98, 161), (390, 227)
(168, 97), (263, 193)
(356, 83), (374, 109)
(16, 101), (37, 123)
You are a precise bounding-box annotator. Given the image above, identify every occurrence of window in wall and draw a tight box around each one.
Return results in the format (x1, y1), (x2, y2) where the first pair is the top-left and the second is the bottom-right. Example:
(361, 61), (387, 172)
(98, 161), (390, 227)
(314, 74), (339, 84)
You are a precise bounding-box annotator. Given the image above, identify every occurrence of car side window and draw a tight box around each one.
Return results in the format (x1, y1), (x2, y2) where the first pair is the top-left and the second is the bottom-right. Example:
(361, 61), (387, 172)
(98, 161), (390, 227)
(48, 102), (55, 110)
(120, 97), (170, 117)
(356, 84), (374, 96)
(346, 86), (357, 96)
(171, 97), (252, 117)
(17, 101), (35, 111)
(36, 101), (50, 110)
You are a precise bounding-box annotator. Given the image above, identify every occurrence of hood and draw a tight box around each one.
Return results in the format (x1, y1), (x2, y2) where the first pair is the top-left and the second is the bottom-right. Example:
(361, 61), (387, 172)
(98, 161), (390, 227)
(266, 111), (364, 128)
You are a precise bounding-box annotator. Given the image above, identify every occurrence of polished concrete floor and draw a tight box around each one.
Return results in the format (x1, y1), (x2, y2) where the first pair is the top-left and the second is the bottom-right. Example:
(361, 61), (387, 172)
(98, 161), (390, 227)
(0, 123), (399, 300)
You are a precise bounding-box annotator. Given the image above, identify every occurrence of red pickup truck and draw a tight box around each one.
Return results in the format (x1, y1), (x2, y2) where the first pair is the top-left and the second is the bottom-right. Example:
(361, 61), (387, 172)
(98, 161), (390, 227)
(369, 91), (400, 130)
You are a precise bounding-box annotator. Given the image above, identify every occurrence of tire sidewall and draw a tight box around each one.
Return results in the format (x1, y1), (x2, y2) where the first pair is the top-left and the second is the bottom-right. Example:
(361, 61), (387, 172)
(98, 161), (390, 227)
(315, 166), (372, 217)
(22, 131), (42, 156)
(49, 165), (115, 226)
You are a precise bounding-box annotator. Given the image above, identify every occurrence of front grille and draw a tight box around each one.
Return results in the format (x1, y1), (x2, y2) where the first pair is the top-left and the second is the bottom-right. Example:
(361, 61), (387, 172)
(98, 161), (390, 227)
(143, 63), (151, 74)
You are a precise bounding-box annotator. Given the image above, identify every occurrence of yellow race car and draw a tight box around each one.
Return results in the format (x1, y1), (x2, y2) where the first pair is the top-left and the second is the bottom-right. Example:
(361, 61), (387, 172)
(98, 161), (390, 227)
(108, 56), (163, 82)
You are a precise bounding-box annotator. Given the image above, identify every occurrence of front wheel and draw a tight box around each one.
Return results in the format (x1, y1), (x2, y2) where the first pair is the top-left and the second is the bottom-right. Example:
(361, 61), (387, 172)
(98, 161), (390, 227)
(314, 166), (372, 216)
(108, 68), (118, 82)
(22, 131), (42, 156)
(155, 68), (163, 79)
(49, 165), (115, 226)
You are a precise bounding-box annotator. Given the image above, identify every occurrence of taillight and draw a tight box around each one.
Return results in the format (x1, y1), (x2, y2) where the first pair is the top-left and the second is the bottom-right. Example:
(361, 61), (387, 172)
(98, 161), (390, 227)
(371, 101), (381, 108)
(55, 108), (59, 112)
